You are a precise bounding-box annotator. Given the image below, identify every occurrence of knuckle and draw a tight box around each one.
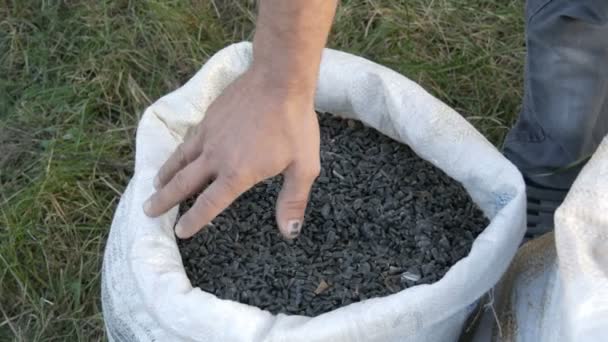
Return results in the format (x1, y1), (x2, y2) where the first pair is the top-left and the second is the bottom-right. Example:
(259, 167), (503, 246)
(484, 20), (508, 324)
(300, 163), (321, 181)
(196, 192), (220, 211)
(310, 163), (321, 179)
(223, 166), (250, 189)
(203, 143), (219, 161)
(175, 144), (188, 163)
(282, 198), (308, 210)
(223, 166), (240, 181)
(173, 171), (192, 194)
(157, 166), (168, 182)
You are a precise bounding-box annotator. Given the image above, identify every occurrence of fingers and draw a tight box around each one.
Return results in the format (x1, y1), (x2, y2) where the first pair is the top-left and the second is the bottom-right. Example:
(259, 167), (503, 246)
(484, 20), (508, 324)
(175, 175), (247, 239)
(155, 139), (202, 189)
(276, 163), (319, 240)
(144, 157), (213, 217)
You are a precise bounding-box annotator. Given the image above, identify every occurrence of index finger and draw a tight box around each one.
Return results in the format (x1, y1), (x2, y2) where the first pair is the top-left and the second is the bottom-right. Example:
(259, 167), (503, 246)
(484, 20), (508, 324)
(155, 140), (202, 189)
(144, 157), (212, 217)
(174, 175), (249, 238)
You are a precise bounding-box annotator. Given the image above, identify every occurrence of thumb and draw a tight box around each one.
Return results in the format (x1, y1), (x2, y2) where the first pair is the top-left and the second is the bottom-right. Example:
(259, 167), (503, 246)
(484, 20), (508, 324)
(276, 164), (318, 239)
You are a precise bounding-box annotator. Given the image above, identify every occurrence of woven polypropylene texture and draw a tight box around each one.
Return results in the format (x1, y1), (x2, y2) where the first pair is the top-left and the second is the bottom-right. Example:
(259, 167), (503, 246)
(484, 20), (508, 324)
(555, 136), (608, 341)
(101, 42), (525, 342)
(472, 136), (608, 342)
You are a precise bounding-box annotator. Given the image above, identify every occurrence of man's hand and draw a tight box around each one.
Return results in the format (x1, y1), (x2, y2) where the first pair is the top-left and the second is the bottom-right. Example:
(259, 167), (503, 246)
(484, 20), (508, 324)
(143, 0), (337, 239)
(143, 68), (320, 239)
(145, 69), (320, 238)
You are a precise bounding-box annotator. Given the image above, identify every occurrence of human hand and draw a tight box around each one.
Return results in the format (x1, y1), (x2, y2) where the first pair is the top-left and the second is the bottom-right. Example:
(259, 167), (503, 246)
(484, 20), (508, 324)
(143, 67), (320, 240)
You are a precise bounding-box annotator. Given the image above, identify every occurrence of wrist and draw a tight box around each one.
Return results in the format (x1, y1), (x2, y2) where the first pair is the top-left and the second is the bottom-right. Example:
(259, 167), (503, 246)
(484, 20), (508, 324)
(248, 62), (317, 103)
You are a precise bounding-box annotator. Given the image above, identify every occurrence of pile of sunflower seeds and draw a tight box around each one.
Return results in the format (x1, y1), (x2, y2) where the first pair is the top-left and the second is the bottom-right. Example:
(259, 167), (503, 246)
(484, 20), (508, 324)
(178, 113), (488, 316)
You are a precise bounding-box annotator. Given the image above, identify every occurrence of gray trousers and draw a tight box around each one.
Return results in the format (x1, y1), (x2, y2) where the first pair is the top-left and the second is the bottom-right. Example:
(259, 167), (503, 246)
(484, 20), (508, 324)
(503, 0), (608, 190)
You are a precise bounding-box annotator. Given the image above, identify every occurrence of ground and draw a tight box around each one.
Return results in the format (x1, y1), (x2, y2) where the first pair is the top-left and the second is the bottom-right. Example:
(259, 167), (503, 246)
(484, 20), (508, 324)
(0, 1), (524, 341)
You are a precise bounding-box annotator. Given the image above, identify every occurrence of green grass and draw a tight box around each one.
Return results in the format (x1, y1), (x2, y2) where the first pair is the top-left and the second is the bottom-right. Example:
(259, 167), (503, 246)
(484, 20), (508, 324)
(0, 0), (524, 340)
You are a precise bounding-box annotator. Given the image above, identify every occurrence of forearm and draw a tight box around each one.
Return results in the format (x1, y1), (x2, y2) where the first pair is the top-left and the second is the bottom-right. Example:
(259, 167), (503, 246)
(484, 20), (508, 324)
(252, 0), (338, 100)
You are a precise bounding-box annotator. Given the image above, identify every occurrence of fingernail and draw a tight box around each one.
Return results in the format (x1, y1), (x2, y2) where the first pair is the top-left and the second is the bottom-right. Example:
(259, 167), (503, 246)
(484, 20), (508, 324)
(153, 175), (161, 190)
(286, 220), (302, 239)
(143, 199), (152, 215)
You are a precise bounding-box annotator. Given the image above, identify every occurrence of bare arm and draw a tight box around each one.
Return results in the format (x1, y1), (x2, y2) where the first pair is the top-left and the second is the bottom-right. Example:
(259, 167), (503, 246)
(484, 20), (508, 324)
(253, 0), (338, 100)
(144, 0), (338, 239)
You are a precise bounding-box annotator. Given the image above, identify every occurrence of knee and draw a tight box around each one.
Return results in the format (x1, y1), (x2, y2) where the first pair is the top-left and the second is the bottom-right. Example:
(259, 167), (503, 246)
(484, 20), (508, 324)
(560, 1), (608, 25)
(528, 0), (608, 31)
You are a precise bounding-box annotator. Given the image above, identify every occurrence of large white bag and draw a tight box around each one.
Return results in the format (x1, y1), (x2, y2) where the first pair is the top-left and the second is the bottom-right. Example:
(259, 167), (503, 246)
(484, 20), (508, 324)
(475, 135), (608, 342)
(101, 42), (525, 342)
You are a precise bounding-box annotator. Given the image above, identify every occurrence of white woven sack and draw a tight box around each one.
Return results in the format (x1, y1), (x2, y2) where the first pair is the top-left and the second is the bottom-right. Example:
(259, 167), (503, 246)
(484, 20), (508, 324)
(101, 42), (525, 342)
(555, 135), (608, 341)
(475, 135), (608, 342)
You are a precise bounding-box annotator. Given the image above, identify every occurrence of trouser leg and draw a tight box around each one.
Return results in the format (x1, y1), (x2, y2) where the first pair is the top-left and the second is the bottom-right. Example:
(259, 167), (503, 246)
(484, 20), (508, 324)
(504, 0), (608, 190)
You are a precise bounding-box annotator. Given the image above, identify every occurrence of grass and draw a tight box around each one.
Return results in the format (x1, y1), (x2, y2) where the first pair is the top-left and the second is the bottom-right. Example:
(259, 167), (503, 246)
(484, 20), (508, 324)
(0, 0), (524, 340)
